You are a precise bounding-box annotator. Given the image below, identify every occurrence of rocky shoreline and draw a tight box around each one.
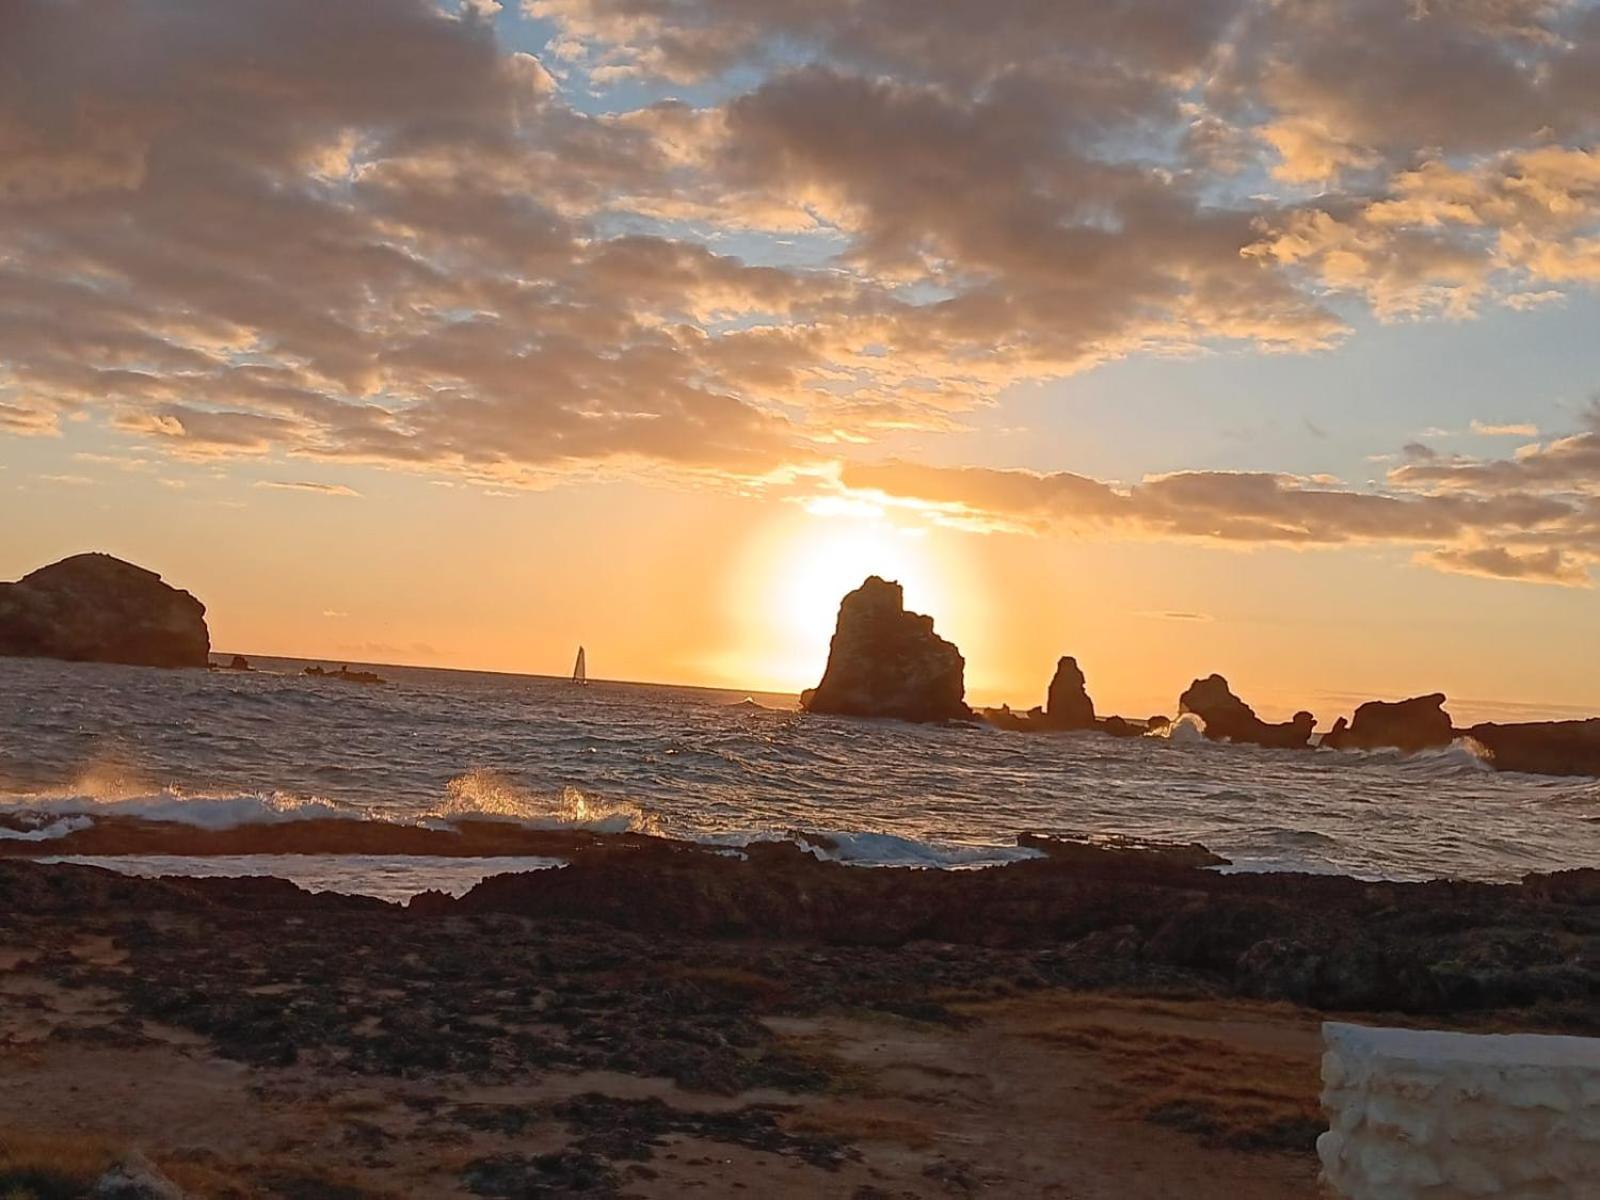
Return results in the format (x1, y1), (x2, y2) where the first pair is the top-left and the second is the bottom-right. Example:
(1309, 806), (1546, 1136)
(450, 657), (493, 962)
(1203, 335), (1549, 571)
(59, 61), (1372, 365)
(5, 828), (1597, 1027)
(1, 840), (1594, 1196)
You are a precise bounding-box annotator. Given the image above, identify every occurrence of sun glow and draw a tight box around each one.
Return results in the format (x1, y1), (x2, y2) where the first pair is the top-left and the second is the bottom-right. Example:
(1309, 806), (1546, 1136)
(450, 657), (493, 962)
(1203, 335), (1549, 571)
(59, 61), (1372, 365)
(716, 502), (984, 694)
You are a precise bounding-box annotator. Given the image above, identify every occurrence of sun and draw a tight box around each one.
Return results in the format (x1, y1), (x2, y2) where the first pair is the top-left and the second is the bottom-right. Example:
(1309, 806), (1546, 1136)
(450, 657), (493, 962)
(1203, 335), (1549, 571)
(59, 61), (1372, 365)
(719, 501), (973, 694)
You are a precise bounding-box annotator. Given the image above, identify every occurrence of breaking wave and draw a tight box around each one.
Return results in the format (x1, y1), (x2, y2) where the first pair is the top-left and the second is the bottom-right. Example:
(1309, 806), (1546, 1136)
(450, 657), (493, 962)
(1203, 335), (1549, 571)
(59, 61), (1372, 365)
(430, 769), (661, 835)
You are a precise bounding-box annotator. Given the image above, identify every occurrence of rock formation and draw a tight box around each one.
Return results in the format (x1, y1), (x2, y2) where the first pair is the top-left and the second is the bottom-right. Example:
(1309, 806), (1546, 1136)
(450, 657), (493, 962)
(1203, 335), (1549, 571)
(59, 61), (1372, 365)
(981, 656), (1152, 737)
(802, 576), (971, 722)
(0, 553), (209, 668)
(1321, 693), (1454, 753)
(1043, 656), (1096, 730)
(1178, 674), (1315, 748)
(1466, 719), (1600, 777)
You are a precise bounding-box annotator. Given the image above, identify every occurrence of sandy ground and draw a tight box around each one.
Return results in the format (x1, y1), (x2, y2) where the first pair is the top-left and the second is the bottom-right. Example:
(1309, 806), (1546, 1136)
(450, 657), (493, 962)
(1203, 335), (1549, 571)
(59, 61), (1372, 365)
(0, 925), (1324, 1198)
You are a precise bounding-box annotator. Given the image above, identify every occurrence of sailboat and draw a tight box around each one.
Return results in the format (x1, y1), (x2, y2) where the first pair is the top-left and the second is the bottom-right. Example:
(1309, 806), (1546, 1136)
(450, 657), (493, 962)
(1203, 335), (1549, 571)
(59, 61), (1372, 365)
(571, 645), (588, 685)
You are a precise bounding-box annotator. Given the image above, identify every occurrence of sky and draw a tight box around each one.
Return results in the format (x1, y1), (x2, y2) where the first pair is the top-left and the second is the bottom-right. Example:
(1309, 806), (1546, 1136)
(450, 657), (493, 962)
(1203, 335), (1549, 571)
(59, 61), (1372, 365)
(5, 0), (1600, 723)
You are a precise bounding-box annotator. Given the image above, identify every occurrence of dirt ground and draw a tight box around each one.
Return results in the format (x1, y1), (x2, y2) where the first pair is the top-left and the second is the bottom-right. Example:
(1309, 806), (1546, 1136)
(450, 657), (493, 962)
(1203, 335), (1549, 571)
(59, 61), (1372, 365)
(0, 923), (1325, 1198)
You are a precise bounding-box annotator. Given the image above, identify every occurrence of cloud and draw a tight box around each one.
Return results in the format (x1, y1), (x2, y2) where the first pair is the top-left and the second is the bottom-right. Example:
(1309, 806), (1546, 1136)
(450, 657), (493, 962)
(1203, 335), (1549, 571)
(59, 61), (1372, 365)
(3, 0), (1600, 495)
(834, 413), (1600, 586)
(1470, 419), (1540, 437)
(255, 480), (362, 497)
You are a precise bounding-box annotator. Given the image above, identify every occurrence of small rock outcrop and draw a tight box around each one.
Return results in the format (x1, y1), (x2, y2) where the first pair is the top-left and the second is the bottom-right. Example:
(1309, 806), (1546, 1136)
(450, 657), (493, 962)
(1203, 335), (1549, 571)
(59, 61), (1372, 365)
(0, 553), (209, 668)
(1467, 719), (1600, 777)
(1043, 656), (1096, 730)
(304, 664), (386, 685)
(1321, 694), (1453, 753)
(802, 576), (971, 723)
(1178, 674), (1314, 748)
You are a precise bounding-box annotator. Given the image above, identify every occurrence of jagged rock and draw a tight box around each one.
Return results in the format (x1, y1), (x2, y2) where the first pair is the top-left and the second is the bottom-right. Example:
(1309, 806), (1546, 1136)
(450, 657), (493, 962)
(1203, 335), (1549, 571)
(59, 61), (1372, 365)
(0, 553), (209, 668)
(802, 577), (971, 723)
(92, 1150), (184, 1199)
(1468, 719), (1600, 777)
(1321, 693), (1453, 752)
(1043, 656), (1096, 730)
(1178, 675), (1314, 748)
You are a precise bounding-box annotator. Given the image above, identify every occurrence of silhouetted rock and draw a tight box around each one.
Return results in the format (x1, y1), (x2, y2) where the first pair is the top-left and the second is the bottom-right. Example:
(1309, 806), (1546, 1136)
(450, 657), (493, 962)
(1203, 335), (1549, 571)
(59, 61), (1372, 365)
(1321, 694), (1453, 752)
(1146, 715), (1171, 734)
(1468, 719), (1600, 777)
(1043, 656), (1096, 729)
(0, 553), (209, 668)
(1098, 715), (1141, 738)
(1178, 675), (1314, 748)
(304, 664), (386, 685)
(802, 577), (971, 723)
(1179, 674), (1254, 738)
(226, 654), (251, 671)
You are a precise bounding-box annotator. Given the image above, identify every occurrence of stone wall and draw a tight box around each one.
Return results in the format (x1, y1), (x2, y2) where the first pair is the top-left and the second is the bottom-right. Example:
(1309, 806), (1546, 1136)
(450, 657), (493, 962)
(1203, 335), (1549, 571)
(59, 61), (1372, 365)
(1318, 1021), (1600, 1197)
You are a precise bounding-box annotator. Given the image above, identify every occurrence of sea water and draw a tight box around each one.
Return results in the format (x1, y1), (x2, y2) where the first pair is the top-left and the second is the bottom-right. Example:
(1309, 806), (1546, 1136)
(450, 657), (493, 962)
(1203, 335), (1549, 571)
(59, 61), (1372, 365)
(2, 655), (1597, 896)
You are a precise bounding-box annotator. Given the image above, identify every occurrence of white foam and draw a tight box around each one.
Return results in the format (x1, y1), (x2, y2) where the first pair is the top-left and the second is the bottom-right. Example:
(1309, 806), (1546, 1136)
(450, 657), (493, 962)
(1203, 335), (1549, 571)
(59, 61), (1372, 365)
(1149, 712), (1207, 742)
(0, 814), (94, 841)
(787, 829), (1043, 869)
(36, 854), (565, 903)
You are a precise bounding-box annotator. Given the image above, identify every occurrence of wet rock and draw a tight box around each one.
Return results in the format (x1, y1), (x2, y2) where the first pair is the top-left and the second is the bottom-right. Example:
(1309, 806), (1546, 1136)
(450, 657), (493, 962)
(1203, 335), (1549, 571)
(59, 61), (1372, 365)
(1098, 715), (1142, 738)
(1043, 656), (1095, 729)
(225, 654), (251, 670)
(1178, 675), (1314, 748)
(1467, 718), (1600, 777)
(0, 553), (209, 668)
(1321, 693), (1453, 752)
(1018, 833), (1229, 870)
(802, 576), (971, 723)
(464, 1151), (620, 1197)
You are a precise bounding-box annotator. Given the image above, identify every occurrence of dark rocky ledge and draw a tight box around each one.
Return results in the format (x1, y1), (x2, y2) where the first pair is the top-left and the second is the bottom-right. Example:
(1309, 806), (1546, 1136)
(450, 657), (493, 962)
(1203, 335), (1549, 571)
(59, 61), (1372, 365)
(4, 824), (1597, 1027)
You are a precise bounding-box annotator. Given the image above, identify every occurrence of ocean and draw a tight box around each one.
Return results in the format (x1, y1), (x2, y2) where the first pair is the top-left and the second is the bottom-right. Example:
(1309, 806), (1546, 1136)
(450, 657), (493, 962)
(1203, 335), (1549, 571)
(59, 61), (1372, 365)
(2, 655), (1598, 898)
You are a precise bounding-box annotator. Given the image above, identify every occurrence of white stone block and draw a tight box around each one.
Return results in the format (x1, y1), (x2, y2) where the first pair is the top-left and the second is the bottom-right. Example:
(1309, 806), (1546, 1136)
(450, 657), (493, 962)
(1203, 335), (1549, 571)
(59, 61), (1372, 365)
(1318, 1022), (1600, 1198)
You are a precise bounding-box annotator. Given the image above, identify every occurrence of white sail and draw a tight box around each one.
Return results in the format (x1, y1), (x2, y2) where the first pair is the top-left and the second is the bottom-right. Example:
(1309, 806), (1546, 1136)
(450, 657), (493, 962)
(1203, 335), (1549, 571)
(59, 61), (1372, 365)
(572, 645), (587, 683)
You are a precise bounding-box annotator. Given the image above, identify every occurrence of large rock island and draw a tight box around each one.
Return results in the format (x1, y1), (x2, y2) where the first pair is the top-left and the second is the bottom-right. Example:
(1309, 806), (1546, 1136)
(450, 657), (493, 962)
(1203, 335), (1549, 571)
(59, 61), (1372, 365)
(802, 576), (972, 722)
(0, 553), (210, 668)
(1321, 693), (1454, 752)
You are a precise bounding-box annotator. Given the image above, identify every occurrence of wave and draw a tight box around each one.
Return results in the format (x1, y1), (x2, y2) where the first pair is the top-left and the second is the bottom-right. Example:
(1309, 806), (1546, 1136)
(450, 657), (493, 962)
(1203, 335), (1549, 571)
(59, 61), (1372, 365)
(428, 769), (661, 835)
(0, 814), (94, 841)
(1314, 737), (1494, 775)
(0, 787), (360, 829)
